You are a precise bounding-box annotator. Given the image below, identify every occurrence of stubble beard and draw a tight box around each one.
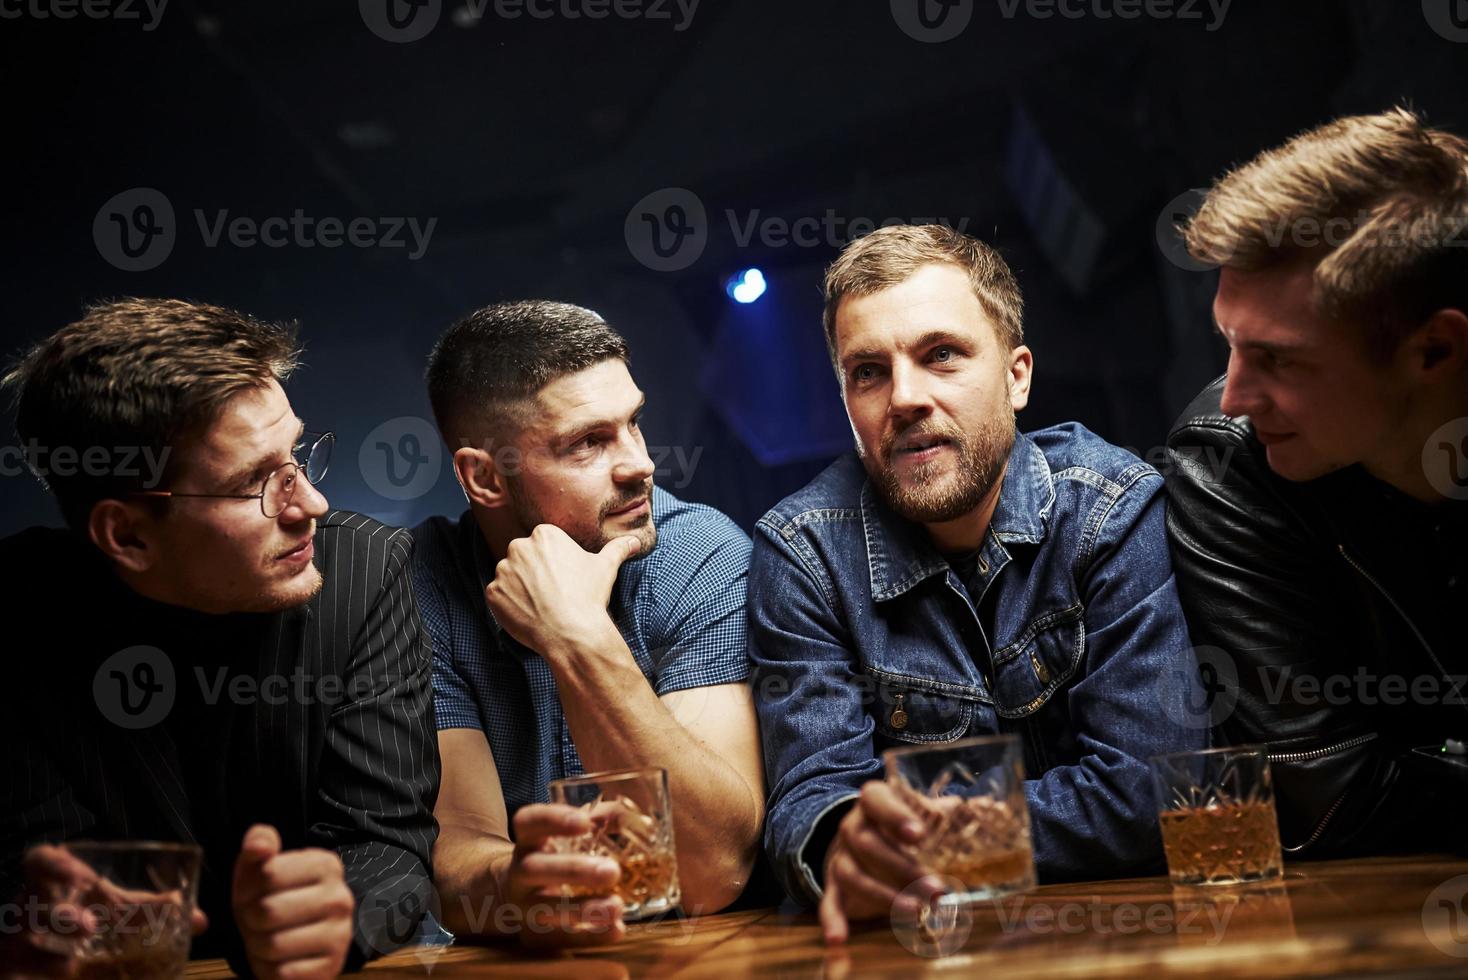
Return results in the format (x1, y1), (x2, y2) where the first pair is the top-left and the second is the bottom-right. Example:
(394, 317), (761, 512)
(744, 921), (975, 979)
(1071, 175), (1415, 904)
(869, 411), (1016, 525)
(506, 476), (658, 557)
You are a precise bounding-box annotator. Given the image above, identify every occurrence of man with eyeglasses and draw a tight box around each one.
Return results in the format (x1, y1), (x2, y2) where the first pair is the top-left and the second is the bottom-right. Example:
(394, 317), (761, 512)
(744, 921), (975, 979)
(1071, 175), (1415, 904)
(0, 299), (440, 980)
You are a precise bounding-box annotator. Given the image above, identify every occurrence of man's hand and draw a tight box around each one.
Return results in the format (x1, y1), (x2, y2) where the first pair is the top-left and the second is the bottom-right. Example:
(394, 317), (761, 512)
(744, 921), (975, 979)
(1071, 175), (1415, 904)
(819, 782), (944, 944)
(499, 804), (625, 948)
(1, 845), (208, 980)
(1, 845), (99, 979)
(232, 825), (354, 980)
(484, 525), (642, 655)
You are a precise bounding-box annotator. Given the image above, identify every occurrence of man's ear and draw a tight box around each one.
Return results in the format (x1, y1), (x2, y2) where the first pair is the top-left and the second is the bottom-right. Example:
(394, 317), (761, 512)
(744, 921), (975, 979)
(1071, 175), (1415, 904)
(1007, 344), (1034, 412)
(1405, 308), (1468, 379)
(453, 446), (510, 509)
(88, 499), (159, 573)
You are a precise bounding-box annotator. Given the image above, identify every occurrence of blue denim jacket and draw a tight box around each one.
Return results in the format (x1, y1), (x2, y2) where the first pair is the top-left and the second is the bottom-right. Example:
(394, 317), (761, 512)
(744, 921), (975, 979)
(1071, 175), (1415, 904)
(749, 424), (1207, 905)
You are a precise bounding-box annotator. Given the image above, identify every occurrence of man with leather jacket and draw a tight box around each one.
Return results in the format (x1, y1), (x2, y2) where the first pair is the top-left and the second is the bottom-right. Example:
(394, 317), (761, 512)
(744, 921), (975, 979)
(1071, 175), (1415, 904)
(1166, 108), (1468, 856)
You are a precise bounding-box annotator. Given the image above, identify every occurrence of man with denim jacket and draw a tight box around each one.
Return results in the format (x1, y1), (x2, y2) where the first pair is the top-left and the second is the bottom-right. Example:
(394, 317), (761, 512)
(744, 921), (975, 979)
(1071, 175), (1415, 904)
(749, 225), (1207, 942)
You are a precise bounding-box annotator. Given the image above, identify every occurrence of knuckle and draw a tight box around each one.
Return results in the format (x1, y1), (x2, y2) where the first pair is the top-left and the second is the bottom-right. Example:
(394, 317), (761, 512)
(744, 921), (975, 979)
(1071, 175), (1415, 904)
(311, 849), (344, 878)
(328, 887), (356, 918)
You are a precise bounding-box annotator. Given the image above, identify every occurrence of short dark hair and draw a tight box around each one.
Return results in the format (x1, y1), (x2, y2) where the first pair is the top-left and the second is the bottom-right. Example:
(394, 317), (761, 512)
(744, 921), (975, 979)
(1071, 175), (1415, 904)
(426, 300), (629, 448)
(3, 297), (301, 531)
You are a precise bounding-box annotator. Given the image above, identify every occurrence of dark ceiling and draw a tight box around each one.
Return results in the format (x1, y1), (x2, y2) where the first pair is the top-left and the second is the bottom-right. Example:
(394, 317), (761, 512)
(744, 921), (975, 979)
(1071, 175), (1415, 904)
(3, 0), (1465, 530)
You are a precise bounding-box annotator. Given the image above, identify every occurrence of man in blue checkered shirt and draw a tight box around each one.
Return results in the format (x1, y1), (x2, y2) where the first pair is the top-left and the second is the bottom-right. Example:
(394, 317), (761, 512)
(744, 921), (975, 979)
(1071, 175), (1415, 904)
(410, 301), (763, 947)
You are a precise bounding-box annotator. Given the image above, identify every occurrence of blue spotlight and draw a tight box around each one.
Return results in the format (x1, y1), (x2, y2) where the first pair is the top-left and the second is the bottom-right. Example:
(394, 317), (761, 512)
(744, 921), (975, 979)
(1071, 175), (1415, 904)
(725, 268), (767, 304)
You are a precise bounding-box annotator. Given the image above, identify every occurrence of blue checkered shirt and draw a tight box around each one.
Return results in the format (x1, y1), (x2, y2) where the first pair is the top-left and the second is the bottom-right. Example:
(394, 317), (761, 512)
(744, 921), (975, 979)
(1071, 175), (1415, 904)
(411, 487), (752, 820)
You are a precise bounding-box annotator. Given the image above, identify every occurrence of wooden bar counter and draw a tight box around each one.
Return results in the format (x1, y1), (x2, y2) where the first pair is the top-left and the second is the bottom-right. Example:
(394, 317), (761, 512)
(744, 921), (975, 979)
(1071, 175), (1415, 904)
(186, 855), (1468, 978)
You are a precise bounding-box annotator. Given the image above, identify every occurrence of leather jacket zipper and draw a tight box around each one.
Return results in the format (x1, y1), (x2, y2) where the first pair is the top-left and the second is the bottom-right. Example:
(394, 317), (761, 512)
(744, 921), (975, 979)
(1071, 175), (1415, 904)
(1270, 732), (1378, 854)
(1283, 790), (1348, 853)
(1267, 731), (1378, 764)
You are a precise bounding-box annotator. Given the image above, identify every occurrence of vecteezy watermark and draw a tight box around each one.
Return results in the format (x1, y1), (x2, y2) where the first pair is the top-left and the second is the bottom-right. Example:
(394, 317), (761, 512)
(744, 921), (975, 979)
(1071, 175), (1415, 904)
(1423, 875), (1468, 957)
(1156, 185), (1468, 272)
(448, 892), (703, 943)
(995, 895), (1237, 943)
(1422, 417), (1468, 501)
(94, 187), (176, 272)
(890, 0), (974, 43)
(1154, 187), (1216, 273)
(0, 0), (168, 30)
(359, 0), (698, 42)
(360, 417), (444, 503)
(625, 187), (973, 272)
(194, 210), (436, 259)
(890, 876), (973, 958)
(1422, 0), (1468, 43)
(1257, 666), (1468, 709)
(1, 440), (171, 487)
(625, 188), (708, 272)
(360, 415), (709, 502)
(891, 0), (1228, 42)
(994, 0), (1230, 30)
(358, 872), (445, 969)
(359, 0), (441, 42)
(1155, 645), (1239, 731)
(0, 894), (184, 941)
(94, 188), (437, 272)
(1122, 441), (1236, 481)
(93, 646), (416, 730)
(93, 646), (176, 730)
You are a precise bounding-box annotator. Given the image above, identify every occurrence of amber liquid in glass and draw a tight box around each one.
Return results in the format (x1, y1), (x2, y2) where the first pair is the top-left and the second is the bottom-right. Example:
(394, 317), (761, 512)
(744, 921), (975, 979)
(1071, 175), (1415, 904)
(75, 945), (186, 980)
(557, 796), (680, 914)
(1159, 800), (1283, 885)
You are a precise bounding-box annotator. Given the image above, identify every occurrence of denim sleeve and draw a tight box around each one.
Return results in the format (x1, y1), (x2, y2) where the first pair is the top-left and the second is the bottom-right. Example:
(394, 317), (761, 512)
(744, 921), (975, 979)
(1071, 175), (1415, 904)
(748, 519), (874, 906)
(1025, 470), (1208, 880)
(649, 519), (754, 695)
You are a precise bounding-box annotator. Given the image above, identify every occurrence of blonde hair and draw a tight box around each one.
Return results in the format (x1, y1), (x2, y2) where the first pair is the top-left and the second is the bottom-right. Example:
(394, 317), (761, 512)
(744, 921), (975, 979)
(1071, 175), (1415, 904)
(822, 224), (1024, 368)
(1185, 107), (1468, 351)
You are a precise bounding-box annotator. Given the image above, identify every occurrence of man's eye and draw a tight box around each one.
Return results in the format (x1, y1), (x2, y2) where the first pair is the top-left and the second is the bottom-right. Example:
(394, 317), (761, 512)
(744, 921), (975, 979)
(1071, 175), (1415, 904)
(932, 346), (954, 362)
(852, 365), (877, 383)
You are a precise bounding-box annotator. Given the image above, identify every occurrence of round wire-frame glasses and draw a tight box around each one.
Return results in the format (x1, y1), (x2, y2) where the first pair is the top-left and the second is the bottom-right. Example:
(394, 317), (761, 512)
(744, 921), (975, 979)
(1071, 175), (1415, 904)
(133, 431), (334, 518)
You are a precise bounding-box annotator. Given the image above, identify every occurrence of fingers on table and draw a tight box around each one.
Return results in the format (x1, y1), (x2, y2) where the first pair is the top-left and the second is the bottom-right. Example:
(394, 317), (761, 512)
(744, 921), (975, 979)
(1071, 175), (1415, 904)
(520, 894), (627, 949)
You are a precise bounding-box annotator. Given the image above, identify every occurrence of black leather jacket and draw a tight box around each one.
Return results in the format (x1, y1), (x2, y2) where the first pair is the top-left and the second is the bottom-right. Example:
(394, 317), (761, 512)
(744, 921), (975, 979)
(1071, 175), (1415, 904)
(1165, 378), (1468, 857)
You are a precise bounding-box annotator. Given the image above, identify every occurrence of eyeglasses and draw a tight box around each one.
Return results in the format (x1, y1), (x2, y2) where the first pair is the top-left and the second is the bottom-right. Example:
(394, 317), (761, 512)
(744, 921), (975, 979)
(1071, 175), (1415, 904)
(133, 431), (334, 518)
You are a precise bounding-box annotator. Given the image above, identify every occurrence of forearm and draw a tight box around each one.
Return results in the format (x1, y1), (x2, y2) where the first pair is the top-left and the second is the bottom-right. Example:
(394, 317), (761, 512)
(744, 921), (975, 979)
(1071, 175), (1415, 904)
(546, 628), (762, 913)
(432, 825), (514, 938)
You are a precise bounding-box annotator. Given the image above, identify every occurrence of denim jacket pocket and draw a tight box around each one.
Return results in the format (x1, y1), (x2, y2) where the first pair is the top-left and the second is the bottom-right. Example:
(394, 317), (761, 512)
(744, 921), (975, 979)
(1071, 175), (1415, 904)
(866, 669), (979, 744)
(990, 604), (1084, 718)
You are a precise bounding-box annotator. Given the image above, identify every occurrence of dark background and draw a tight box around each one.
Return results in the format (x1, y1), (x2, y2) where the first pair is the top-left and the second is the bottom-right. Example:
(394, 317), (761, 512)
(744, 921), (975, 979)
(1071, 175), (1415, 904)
(3, 0), (1466, 533)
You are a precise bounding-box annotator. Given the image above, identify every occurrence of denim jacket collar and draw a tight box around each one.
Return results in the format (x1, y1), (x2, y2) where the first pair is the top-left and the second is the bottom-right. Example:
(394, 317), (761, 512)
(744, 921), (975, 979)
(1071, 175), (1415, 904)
(861, 430), (1054, 603)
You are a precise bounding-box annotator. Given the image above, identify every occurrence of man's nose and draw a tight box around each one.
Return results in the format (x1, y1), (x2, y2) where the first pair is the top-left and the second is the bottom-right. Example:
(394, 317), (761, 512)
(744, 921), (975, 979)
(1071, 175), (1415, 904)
(612, 434), (656, 485)
(888, 361), (934, 421)
(1219, 354), (1267, 420)
(283, 469), (330, 521)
